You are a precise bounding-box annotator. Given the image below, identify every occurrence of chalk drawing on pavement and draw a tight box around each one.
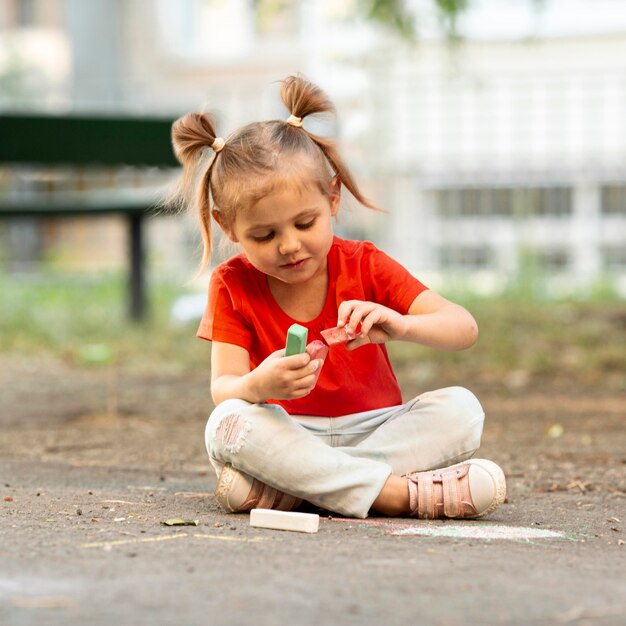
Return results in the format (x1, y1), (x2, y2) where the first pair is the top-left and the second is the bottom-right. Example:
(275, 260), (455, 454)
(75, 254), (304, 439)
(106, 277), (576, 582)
(390, 524), (567, 541)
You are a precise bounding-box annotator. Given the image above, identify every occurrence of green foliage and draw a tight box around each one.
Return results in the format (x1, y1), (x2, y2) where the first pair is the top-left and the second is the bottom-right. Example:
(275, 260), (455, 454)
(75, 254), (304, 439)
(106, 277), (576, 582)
(251, 0), (294, 33)
(433, 0), (470, 38)
(389, 297), (626, 390)
(246, 0), (548, 43)
(249, 0), (549, 41)
(357, 0), (416, 38)
(250, 0), (473, 40)
(502, 246), (543, 300)
(1, 271), (623, 390)
(248, 0), (549, 41)
(0, 272), (209, 373)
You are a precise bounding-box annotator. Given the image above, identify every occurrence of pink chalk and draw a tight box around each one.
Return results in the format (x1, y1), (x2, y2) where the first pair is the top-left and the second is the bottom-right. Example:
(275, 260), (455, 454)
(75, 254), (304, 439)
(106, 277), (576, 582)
(320, 326), (355, 346)
(305, 340), (329, 361)
(305, 340), (328, 387)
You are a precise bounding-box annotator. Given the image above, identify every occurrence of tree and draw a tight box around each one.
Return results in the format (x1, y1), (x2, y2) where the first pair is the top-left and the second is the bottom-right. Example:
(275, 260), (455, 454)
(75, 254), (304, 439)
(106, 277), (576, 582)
(251, 0), (549, 40)
(359, 0), (468, 39)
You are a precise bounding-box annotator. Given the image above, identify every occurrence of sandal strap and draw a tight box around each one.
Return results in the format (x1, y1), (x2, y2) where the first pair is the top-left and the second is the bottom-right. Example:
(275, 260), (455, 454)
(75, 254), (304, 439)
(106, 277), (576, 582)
(442, 470), (460, 517)
(251, 481), (303, 511)
(256, 484), (279, 509)
(417, 473), (436, 519)
(274, 492), (303, 511)
(409, 463), (475, 519)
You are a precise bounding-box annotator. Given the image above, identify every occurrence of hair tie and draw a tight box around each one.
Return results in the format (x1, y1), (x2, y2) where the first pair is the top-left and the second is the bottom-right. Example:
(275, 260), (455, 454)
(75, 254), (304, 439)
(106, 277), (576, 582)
(211, 137), (225, 153)
(286, 114), (303, 128)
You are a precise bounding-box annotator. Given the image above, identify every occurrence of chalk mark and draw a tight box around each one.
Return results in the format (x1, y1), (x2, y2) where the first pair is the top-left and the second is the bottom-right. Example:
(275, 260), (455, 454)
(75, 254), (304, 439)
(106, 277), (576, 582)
(390, 524), (570, 541)
(325, 518), (582, 542)
(80, 533), (269, 549)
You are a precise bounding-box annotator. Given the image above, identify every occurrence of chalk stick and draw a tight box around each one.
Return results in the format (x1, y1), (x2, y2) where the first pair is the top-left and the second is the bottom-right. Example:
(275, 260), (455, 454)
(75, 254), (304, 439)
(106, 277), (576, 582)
(320, 325), (355, 346)
(305, 340), (329, 386)
(285, 323), (308, 356)
(305, 340), (329, 361)
(250, 509), (319, 533)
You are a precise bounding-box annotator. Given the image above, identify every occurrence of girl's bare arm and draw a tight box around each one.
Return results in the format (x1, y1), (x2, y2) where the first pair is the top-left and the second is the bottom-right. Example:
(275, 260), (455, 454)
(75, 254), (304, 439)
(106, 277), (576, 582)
(403, 289), (478, 350)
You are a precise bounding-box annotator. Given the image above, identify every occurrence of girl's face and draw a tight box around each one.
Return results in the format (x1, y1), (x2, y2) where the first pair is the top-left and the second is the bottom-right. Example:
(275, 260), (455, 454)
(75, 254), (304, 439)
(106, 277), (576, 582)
(219, 178), (340, 287)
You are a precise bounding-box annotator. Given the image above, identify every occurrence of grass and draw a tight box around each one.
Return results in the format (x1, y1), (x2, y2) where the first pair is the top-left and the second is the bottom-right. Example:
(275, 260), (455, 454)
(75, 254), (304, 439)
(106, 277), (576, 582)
(389, 297), (626, 389)
(1, 271), (624, 388)
(0, 272), (210, 373)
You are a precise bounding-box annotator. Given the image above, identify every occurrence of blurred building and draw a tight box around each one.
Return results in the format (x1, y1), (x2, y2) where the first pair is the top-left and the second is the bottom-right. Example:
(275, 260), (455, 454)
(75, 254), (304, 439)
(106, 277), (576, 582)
(367, 34), (626, 296)
(1, 0), (625, 295)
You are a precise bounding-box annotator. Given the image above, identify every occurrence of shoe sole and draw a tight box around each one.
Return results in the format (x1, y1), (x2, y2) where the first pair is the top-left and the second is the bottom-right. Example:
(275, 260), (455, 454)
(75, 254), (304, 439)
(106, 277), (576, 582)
(466, 459), (507, 518)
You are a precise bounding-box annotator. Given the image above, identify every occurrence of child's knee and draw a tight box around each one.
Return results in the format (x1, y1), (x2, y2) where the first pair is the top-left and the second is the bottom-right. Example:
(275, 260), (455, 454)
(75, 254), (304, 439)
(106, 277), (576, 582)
(205, 399), (253, 461)
(427, 386), (485, 442)
(446, 386), (484, 420)
(444, 386), (485, 448)
(205, 400), (288, 464)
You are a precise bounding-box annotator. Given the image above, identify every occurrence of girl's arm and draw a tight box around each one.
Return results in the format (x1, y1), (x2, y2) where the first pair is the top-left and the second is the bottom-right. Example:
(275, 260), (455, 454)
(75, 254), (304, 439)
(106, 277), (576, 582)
(403, 289), (478, 350)
(210, 341), (321, 405)
(338, 290), (478, 352)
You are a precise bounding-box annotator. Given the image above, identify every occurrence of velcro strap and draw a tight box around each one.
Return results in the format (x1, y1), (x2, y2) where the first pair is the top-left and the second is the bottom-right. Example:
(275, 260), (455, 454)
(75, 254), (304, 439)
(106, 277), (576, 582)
(418, 475), (435, 519)
(442, 472), (460, 517)
(408, 478), (419, 514)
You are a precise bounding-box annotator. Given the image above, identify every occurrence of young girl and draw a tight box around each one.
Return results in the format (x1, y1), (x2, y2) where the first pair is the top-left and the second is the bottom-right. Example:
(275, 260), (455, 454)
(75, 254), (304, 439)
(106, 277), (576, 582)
(171, 75), (506, 519)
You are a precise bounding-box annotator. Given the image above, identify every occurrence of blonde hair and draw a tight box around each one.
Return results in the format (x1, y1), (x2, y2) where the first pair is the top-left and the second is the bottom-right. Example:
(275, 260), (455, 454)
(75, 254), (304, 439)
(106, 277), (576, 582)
(170, 75), (381, 273)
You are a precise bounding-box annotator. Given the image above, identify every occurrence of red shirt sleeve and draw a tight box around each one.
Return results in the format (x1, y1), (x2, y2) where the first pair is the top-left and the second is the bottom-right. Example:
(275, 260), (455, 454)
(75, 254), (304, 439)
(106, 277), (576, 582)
(361, 242), (428, 312)
(197, 264), (254, 351)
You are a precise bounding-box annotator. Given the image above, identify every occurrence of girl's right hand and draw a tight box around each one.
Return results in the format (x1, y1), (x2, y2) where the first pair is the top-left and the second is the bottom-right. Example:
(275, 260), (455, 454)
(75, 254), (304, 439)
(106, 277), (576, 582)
(251, 349), (322, 400)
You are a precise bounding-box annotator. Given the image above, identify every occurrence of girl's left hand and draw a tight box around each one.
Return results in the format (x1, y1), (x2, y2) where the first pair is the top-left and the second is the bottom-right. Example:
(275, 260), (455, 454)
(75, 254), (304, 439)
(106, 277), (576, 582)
(337, 300), (407, 350)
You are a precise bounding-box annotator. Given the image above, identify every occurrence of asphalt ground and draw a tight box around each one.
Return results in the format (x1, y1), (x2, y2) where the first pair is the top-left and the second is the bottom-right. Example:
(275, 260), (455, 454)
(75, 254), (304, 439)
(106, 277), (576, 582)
(1, 357), (625, 625)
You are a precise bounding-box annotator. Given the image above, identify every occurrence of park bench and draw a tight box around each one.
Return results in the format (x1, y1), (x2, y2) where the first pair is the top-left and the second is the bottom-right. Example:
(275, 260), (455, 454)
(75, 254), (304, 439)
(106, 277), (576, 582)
(0, 113), (179, 320)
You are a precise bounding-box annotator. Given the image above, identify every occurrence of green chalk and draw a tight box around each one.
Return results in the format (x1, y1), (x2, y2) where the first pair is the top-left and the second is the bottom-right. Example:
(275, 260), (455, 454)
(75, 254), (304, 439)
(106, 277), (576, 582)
(285, 323), (308, 356)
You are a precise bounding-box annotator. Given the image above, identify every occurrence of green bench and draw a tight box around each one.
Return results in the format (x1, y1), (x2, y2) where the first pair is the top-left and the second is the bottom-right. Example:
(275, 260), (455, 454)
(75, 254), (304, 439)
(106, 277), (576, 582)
(0, 113), (179, 320)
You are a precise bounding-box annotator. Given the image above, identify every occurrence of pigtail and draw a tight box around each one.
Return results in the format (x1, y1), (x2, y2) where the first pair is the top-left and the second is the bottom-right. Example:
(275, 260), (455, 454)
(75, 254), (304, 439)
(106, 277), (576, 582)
(280, 75), (384, 212)
(170, 112), (223, 273)
(166, 76), (382, 279)
(281, 75), (335, 120)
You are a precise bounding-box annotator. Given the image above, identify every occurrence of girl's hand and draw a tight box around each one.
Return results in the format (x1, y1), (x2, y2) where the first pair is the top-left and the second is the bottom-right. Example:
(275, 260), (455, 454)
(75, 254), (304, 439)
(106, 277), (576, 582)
(335, 291), (479, 353)
(250, 349), (323, 400)
(337, 300), (407, 350)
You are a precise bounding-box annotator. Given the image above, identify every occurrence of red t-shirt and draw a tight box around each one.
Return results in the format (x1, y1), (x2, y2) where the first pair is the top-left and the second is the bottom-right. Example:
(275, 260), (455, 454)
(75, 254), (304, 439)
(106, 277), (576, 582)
(197, 237), (428, 417)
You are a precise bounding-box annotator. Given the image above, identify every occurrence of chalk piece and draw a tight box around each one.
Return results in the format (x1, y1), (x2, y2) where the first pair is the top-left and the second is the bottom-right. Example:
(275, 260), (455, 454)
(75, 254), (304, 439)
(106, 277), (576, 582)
(250, 509), (319, 533)
(285, 323), (308, 356)
(320, 325), (354, 346)
(305, 340), (328, 386)
(305, 340), (329, 361)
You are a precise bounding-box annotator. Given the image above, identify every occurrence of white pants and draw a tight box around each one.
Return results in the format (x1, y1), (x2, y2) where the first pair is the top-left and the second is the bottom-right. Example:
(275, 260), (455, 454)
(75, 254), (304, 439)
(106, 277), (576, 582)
(205, 386), (484, 518)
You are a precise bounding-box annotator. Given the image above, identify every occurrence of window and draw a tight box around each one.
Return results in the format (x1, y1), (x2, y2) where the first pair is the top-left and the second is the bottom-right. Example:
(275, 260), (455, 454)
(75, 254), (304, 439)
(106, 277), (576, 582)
(601, 186), (626, 215)
(439, 245), (491, 269)
(534, 248), (570, 271)
(602, 246), (626, 270)
(436, 189), (513, 217)
(435, 187), (571, 217)
(526, 188), (571, 216)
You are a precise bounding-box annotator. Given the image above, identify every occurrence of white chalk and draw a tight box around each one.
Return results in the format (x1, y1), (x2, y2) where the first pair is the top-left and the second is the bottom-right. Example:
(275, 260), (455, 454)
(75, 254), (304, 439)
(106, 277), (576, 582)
(250, 509), (319, 533)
